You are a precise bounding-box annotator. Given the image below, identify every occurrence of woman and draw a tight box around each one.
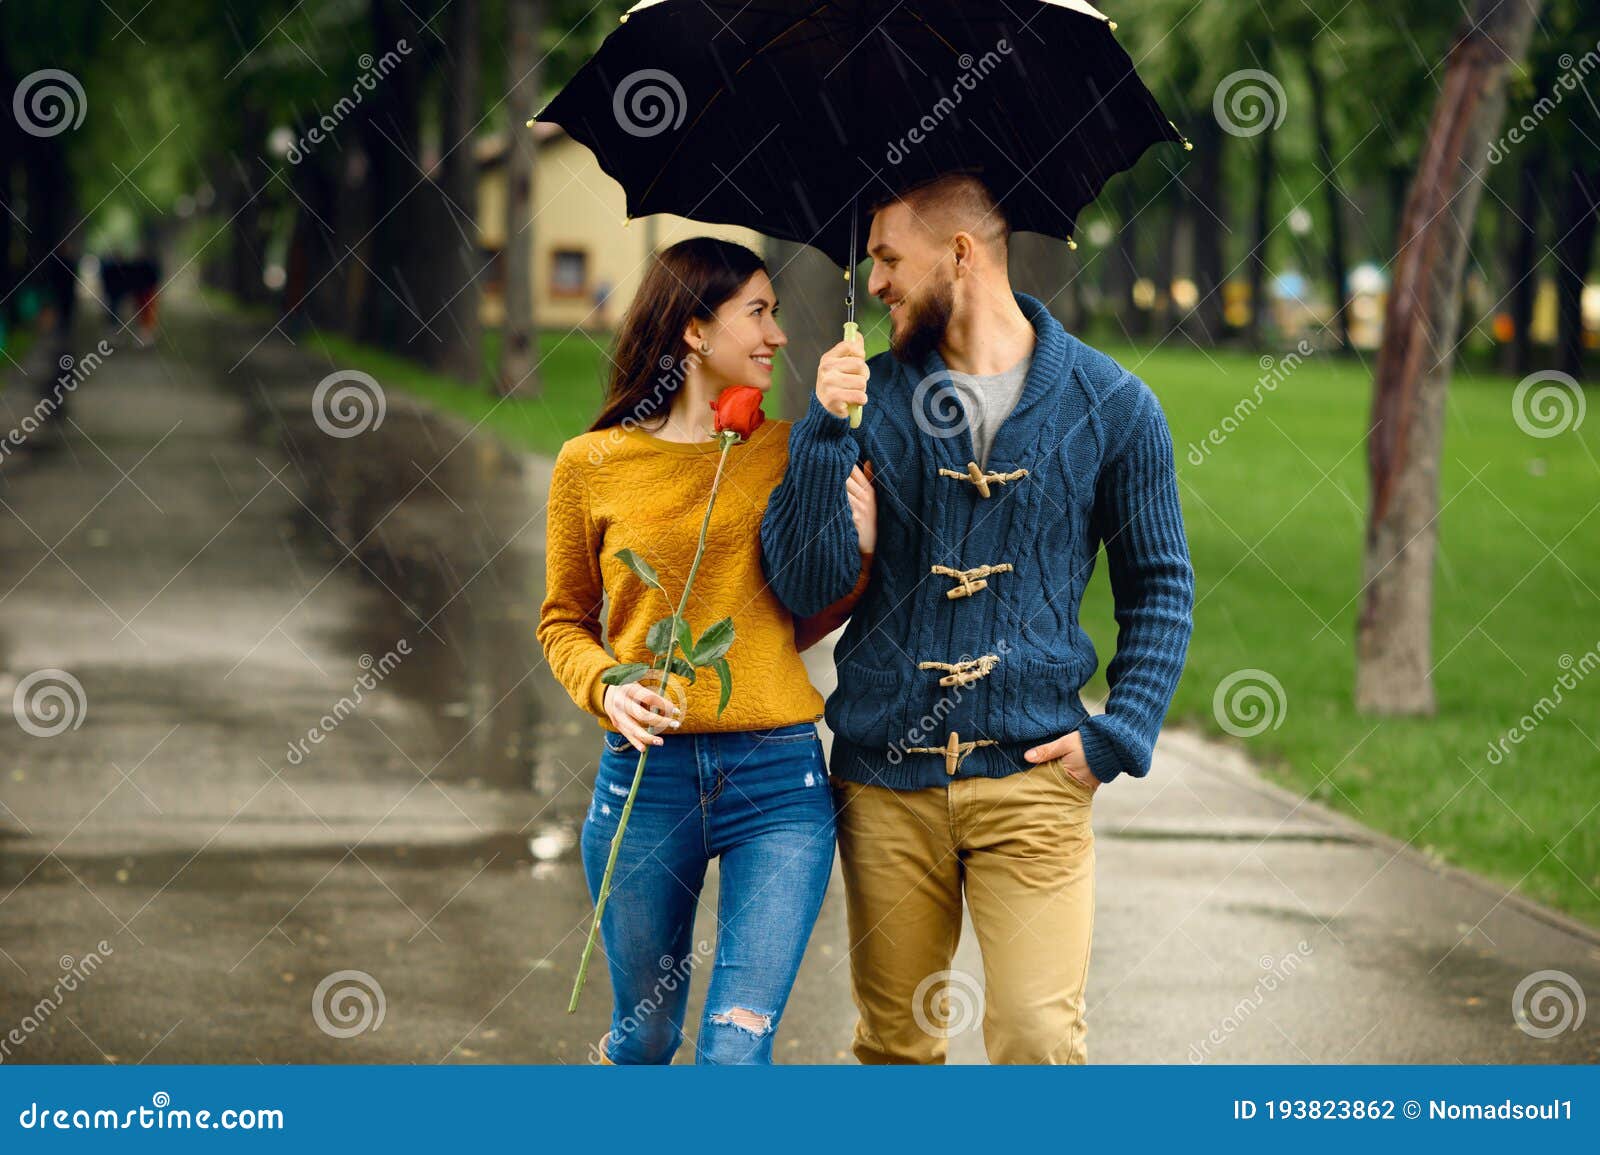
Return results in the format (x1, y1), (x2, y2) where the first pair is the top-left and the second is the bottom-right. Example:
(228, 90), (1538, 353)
(537, 237), (875, 1064)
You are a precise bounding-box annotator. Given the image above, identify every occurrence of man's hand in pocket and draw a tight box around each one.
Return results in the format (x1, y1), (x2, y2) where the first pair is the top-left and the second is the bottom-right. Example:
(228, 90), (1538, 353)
(1024, 730), (1100, 791)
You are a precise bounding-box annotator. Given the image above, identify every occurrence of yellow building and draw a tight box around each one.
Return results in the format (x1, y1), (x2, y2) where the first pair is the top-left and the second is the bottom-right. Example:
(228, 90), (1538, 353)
(476, 125), (767, 332)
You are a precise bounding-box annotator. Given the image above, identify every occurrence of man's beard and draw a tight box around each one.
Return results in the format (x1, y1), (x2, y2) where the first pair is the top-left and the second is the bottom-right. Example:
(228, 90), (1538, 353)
(890, 278), (954, 365)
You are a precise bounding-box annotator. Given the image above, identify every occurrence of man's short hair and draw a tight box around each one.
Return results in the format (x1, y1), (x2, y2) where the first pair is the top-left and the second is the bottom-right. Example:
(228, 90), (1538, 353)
(869, 172), (1010, 255)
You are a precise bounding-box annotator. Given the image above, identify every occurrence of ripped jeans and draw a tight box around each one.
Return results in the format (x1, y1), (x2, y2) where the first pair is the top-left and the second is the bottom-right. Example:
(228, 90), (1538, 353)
(581, 721), (835, 1064)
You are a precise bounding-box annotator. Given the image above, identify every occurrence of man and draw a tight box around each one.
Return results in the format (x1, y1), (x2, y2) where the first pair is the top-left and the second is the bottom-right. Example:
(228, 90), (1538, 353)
(759, 172), (1194, 1064)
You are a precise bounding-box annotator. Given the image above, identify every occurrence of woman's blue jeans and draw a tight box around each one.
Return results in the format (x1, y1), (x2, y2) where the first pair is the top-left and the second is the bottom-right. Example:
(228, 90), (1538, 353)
(581, 720), (835, 1064)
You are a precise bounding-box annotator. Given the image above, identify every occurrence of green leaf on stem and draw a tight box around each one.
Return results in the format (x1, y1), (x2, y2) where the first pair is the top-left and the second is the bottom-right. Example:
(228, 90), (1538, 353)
(600, 663), (650, 686)
(665, 657), (697, 684)
(689, 617), (736, 666)
(614, 548), (663, 591)
(711, 658), (732, 716)
(645, 615), (677, 655)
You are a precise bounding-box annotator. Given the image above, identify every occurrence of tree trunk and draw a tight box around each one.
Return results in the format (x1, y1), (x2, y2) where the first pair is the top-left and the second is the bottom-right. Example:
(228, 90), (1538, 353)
(1245, 124), (1275, 347)
(226, 105), (270, 306)
(0, 37), (15, 334)
(1009, 232), (1076, 329)
(1554, 165), (1598, 382)
(360, 0), (425, 349)
(1503, 150), (1542, 377)
(1306, 45), (1351, 353)
(1355, 0), (1542, 716)
(431, 0), (484, 383)
(1114, 182), (1146, 338)
(284, 151), (340, 333)
(765, 238), (843, 422)
(1188, 114), (1227, 344)
(499, 0), (545, 397)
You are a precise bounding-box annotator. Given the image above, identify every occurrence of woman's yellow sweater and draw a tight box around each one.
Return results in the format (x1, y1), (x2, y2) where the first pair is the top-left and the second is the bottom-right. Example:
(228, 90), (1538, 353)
(538, 418), (869, 734)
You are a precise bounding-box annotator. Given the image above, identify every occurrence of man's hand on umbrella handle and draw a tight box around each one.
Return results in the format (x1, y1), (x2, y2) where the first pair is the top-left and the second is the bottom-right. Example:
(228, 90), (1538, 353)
(842, 322), (866, 427)
(817, 327), (869, 424)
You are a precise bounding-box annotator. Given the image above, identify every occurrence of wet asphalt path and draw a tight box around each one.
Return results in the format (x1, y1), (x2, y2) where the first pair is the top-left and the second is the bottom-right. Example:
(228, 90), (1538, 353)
(0, 298), (1595, 1065)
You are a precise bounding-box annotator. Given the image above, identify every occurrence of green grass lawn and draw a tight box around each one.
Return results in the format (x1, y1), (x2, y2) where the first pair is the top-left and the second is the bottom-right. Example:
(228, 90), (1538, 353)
(229, 294), (1600, 928)
(1080, 339), (1599, 929)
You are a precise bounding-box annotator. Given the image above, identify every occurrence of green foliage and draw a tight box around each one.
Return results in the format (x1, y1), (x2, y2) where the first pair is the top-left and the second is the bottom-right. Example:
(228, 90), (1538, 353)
(615, 548), (663, 591)
(612, 553), (738, 718)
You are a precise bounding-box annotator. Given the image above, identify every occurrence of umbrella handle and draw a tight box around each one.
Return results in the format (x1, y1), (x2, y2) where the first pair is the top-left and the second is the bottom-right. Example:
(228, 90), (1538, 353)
(843, 321), (864, 429)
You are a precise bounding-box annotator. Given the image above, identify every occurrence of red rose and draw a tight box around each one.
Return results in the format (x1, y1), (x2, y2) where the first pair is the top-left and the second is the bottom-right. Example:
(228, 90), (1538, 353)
(710, 385), (766, 439)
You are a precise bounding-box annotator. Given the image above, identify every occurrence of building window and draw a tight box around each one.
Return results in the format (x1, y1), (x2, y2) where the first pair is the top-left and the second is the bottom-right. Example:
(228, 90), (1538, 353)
(550, 249), (588, 298)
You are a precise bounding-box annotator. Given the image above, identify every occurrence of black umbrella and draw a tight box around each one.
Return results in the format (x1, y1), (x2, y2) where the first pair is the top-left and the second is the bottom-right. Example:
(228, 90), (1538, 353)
(536, 0), (1188, 423)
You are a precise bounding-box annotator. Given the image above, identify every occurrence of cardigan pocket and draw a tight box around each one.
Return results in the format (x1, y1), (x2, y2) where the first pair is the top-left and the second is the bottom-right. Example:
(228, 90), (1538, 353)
(826, 660), (904, 747)
(1018, 654), (1088, 737)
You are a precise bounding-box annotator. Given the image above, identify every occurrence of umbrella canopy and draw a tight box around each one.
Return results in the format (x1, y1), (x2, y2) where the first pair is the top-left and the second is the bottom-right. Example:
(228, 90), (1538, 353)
(537, 0), (1187, 270)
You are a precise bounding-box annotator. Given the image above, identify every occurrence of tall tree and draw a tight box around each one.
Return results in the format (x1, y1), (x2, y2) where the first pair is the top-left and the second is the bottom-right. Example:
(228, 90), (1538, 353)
(1355, 0), (1542, 715)
(1303, 40), (1351, 352)
(766, 238), (843, 422)
(1554, 166), (1599, 380)
(432, 0), (484, 383)
(499, 0), (546, 398)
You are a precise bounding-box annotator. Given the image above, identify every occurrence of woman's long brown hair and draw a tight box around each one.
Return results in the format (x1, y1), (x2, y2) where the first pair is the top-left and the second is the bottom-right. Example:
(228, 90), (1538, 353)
(588, 237), (767, 432)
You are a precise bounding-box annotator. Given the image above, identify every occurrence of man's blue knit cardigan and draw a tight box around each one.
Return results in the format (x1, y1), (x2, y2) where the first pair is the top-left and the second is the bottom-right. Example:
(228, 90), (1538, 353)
(760, 292), (1195, 789)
